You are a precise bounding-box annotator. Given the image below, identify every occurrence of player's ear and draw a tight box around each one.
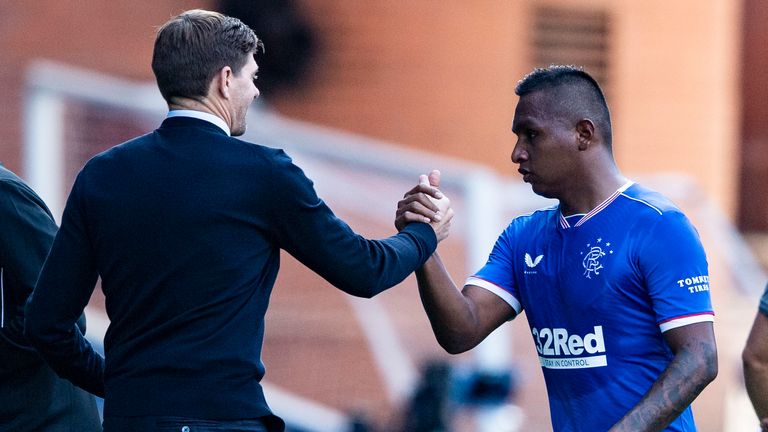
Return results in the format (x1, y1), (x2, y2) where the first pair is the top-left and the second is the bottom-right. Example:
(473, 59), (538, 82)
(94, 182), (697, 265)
(575, 119), (595, 151)
(211, 66), (234, 99)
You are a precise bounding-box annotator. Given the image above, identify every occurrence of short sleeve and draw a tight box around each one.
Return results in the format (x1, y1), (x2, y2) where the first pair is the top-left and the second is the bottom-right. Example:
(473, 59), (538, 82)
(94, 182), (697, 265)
(466, 226), (523, 314)
(638, 211), (714, 332)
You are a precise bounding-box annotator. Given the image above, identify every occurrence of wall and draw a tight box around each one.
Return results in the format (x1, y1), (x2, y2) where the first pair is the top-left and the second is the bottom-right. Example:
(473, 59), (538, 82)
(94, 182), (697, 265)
(0, 1), (742, 217)
(611, 0), (741, 218)
(739, 0), (768, 230)
(0, 0), (212, 173)
(272, 0), (741, 218)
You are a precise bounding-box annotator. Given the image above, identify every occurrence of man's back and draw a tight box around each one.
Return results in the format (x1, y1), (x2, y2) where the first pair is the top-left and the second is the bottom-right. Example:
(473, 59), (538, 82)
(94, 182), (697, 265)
(28, 116), (437, 420)
(84, 117), (286, 419)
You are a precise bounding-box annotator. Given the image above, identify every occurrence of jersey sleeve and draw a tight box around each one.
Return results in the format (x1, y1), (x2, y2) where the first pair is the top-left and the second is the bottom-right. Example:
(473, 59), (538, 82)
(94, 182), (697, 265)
(465, 225), (523, 315)
(638, 211), (714, 332)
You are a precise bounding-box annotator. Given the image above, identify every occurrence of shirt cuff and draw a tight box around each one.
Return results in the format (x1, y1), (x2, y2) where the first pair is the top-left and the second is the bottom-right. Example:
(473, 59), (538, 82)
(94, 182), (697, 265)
(659, 312), (714, 333)
(401, 222), (437, 259)
(465, 276), (522, 315)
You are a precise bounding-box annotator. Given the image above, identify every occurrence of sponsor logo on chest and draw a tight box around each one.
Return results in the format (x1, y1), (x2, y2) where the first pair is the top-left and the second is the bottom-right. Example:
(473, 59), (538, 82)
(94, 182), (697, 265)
(532, 325), (607, 369)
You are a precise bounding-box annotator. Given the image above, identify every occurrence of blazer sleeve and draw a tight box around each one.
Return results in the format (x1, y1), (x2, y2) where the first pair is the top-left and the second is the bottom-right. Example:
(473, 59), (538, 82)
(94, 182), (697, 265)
(24, 174), (105, 396)
(266, 151), (437, 298)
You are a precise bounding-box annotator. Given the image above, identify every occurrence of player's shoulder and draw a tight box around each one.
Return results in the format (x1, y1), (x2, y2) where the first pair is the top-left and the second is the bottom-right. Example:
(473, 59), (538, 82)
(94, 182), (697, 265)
(504, 205), (559, 236)
(619, 182), (684, 217)
(618, 182), (698, 238)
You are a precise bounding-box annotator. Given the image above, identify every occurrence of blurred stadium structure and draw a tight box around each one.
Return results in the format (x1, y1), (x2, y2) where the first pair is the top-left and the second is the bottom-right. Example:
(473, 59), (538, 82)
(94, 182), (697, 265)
(22, 60), (767, 431)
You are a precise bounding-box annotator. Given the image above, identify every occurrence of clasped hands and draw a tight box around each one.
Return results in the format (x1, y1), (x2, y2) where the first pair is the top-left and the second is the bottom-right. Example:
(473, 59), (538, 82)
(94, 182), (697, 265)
(395, 169), (453, 242)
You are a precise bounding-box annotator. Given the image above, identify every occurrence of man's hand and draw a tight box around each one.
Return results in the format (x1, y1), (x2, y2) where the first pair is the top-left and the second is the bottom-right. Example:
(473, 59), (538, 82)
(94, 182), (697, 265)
(395, 170), (453, 242)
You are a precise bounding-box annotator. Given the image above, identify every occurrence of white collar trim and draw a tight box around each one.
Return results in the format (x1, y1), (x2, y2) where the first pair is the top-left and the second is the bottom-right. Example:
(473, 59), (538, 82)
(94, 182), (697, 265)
(167, 110), (231, 136)
(559, 180), (634, 228)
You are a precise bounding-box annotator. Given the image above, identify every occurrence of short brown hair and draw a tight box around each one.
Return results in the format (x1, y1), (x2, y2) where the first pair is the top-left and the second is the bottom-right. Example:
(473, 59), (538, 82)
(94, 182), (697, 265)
(151, 9), (261, 103)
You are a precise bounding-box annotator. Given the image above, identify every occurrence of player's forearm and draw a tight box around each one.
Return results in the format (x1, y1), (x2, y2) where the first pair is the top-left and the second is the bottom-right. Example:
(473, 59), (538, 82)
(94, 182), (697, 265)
(743, 312), (768, 421)
(609, 342), (717, 432)
(744, 351), (768, 420)
(416, 253), (480, 354)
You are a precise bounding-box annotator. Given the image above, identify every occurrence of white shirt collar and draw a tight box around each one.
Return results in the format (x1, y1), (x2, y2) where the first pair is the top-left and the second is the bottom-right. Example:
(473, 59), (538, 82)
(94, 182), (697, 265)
(166, 110), (231, 136)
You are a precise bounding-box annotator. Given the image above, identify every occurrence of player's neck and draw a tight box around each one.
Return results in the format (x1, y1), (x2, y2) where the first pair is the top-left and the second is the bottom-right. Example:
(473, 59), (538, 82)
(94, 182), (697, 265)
(168, 96), (231, 128)
(559, 170), (627, 217)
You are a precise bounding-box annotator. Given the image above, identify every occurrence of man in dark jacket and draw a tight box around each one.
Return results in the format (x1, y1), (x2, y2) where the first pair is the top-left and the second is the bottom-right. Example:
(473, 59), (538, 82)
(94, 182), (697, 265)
(25, 9), (451, 432)
(0, 165), (100, 431)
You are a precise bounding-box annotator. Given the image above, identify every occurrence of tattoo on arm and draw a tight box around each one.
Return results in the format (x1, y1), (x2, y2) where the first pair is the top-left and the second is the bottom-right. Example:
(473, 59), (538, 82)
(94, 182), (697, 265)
(610, 332), (717, 432)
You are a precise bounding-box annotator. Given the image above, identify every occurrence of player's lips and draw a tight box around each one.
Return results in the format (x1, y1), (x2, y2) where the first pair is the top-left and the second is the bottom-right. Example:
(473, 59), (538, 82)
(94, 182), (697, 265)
(518, 168), (532, 182)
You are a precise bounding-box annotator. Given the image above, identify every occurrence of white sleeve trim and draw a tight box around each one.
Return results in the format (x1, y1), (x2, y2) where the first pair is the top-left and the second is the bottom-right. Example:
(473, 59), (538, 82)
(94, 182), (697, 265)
(465, 276), (523, 315)
(659, 313), (714, 333)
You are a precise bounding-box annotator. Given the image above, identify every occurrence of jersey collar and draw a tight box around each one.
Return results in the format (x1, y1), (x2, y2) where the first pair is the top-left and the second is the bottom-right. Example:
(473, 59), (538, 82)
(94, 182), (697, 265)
(558, 180), (634, 229)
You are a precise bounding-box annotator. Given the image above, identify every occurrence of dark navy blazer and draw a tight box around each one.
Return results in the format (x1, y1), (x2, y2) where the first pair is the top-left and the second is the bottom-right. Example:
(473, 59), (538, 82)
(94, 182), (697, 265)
(25, 116), (437, 422)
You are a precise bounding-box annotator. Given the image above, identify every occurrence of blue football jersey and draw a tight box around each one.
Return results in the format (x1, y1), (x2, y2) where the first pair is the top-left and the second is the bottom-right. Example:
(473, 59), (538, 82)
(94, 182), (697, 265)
(467, 182), (713, 432)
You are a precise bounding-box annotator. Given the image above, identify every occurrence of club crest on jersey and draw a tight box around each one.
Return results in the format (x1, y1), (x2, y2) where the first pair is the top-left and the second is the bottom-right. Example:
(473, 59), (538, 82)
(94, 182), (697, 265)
(580, 237), (613, 279)
(524, 253), (543, 274)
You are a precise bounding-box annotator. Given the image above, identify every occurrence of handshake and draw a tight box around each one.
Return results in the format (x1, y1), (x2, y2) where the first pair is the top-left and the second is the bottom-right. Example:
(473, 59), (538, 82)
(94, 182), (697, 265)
(394, 169), (454, 242)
